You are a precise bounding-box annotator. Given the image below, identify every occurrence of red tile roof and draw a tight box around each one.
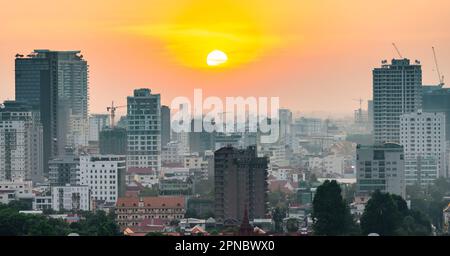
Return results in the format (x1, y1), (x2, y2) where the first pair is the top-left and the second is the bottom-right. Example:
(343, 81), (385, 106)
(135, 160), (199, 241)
(127, 167), (156, 175)
(116, 196), (185, 208)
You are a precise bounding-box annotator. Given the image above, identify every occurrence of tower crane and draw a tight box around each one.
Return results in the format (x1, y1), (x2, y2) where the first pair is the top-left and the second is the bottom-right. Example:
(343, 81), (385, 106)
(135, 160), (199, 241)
(106, 101), (126, 128)
(432, 46), (445, 86)
(392, 43), (403, 58)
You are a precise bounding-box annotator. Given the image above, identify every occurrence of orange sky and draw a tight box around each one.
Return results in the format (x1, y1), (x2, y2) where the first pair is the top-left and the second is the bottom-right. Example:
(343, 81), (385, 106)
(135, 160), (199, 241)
(1, 0), (450, 117)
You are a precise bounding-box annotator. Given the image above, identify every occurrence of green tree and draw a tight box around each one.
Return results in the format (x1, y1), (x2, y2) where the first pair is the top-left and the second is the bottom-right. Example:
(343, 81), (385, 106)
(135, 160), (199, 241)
(361, 191), (432, 236)
(286, 218), (299, 233)
(271, 207), (286, 233)
(312, 180), (356, 235)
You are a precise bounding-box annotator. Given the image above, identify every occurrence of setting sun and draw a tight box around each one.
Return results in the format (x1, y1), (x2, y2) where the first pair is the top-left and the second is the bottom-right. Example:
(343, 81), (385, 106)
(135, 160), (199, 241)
(207, 50), (228, 66)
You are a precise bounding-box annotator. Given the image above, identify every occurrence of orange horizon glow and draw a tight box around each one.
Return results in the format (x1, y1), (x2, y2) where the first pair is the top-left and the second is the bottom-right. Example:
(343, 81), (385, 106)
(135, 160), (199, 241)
(1, 0), (450, 118)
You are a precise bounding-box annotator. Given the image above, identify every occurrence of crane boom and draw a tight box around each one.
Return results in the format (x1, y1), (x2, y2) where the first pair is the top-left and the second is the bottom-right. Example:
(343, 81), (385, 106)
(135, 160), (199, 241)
(106, 101), (126, 128)
(392, 43), (403, 58)
(432, 46), (444, 86)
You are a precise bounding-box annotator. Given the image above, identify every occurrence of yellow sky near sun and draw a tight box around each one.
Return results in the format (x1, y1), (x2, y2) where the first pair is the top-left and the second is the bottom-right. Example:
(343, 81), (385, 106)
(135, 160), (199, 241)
(118, 0), (293, 69)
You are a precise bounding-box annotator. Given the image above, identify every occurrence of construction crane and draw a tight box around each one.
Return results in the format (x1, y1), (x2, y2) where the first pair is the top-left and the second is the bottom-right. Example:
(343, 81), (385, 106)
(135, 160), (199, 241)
(392, 43), (403, 58)
(106, 101), (126, 128)
(432, 46), (445, 86)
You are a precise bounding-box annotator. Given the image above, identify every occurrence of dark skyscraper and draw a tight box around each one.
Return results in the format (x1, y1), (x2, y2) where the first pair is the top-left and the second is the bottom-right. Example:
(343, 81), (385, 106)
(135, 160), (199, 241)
(15, 50), (88, 173)
(214, 146), (268, 223)
(161, 105), (171, 147)
(422, 85), (450, 141)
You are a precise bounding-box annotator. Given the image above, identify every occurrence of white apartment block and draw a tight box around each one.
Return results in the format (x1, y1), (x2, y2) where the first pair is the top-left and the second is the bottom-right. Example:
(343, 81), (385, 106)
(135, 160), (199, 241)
(0, 101), (44, 182)
(0, 180), (34, 204)
(400, 110), (447, 184)
(51, 185), (90, 211)
(79, 155), (126, 204)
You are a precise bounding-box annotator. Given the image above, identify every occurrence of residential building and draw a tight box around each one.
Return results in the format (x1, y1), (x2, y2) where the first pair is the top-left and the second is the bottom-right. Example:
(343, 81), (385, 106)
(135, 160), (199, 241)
(48, 153), (79, 186)
(115, 196), (186, 228)
(373, 58), (422, 144)
(422, 85), (450, 141)
(0, 101), (44, 182)
(161, 105), (171, 147)
(214, 146), (268, 223)
(51, 184), (90, 211)
(127, 89), (161, 170)
(356, 143), (405, 198)
(400, 110), (447, 183)
(79, 155), (126, 204)
(0, 180), (34, 204)
(15, 50), (89, 170)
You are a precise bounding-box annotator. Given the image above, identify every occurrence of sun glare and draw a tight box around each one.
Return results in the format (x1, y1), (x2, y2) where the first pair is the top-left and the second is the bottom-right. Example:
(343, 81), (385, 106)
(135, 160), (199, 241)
(207, 50), (228, 66)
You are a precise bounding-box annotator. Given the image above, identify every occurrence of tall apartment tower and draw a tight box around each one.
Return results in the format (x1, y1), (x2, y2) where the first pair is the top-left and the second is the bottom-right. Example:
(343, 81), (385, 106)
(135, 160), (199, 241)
(0, 101), (44, 182)
(214, 146), (268, 223)
(161, 105), (171, 147)
(400, 110), (447, 183)
(373, 59), (422, 144)
(127, 89), (161, 171)
(15, 50), (89, 172)
(356, 143), (405, 198)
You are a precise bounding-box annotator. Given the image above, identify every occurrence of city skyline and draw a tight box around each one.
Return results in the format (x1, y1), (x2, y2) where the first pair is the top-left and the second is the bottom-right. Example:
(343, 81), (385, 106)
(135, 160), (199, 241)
(1, 0), (450, 117)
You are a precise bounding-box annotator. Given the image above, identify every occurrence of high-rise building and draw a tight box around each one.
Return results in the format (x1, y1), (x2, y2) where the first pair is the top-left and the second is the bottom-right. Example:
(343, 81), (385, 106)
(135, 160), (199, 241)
(0, 101), (44, 182)
(214, 146), (268, 223)
(99, 127), (128, 155)
(161, 105), (171, 147)
(278, 109), (293, 146)
(422, 85), (450, 141)
(356, 143), (405, 198)
(127, 89), (161, 170)
(189, 118), (215, 155)
(373, 59), (422, 144)
(88, 114), (110, 142)
(368, 100), (374, 133)
(400, 110), (446, 183)
(78, 155), (126, 204)
(15, 50), (89, 172)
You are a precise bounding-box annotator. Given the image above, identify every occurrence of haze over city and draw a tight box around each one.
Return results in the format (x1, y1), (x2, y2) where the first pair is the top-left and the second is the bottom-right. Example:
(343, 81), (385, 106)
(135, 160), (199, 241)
(1, 0), (450, 117)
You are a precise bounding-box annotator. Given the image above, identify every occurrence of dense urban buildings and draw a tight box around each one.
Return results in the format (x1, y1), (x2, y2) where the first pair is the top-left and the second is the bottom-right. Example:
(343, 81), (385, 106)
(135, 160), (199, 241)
(373, 58), (422, 144)
(214, 146), (268, 223)
(48, 153), (79, 186)
(356, 143), (405, 197)
(400, 110), (447, 184)
(15, 50), (89, 172)
(127, 89), (161, 171)
(51, 184), (90, 211)
(88, 114), (110, 142)
(0, 101), (44, 182)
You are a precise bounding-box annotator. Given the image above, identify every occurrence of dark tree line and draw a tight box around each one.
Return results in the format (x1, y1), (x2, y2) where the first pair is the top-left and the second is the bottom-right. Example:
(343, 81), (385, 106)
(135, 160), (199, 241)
(312, 180), (433, 236)
(0, 202), (121, 236)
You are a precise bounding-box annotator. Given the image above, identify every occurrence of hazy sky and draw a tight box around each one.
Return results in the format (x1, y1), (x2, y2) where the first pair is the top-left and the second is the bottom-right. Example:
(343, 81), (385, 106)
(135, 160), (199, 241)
(1, 0), (449, 117)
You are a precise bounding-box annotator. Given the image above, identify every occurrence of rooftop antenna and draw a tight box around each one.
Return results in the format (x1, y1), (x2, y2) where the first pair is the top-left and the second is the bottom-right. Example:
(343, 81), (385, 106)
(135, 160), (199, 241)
(432, 46), (445, 86)
(392, 43), (403, 58)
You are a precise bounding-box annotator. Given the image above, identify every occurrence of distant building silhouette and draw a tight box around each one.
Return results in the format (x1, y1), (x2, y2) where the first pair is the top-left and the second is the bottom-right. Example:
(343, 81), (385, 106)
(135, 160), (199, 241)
(99, 127), (127, 155)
